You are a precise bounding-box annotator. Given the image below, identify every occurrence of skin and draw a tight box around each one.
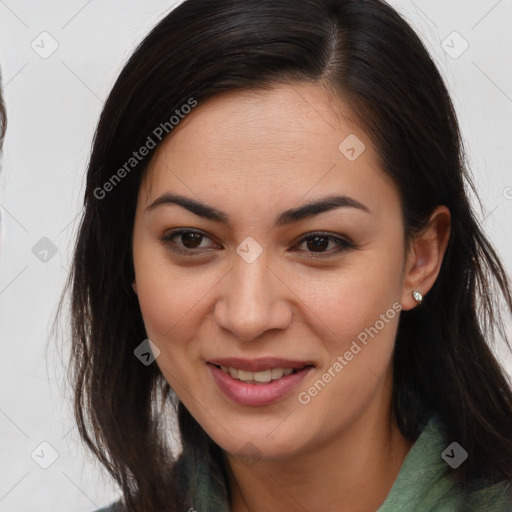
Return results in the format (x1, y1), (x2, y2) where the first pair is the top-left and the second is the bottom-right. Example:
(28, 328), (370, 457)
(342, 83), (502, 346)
(131, 82), (450, 511)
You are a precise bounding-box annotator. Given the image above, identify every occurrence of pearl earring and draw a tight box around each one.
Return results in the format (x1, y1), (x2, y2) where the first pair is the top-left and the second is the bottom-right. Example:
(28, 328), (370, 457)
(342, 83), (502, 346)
(412, 291), (423, 304)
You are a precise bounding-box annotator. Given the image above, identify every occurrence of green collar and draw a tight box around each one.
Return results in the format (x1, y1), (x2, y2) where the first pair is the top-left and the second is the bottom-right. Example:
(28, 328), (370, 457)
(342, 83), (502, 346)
(377, 414), (511, 511)
(178, 414), (512, 512)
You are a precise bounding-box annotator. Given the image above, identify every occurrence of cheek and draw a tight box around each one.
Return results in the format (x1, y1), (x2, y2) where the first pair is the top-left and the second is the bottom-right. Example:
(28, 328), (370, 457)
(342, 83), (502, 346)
(317, 287), (399, 372)
(295, 248), (404, 391)
(134, 264), (209, 388)
(299, 252), (402, 340)
(133, 245), (226, 354)
(133, 243), (192, 339)
(136, 271), (201, 341)
(298, 272), (401, 426)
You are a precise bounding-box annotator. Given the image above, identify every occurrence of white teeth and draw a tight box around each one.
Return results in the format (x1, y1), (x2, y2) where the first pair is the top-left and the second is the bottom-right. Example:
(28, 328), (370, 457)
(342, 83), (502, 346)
(271, 368), (284, 380)
(238, 369), (253, 381)
(218, 365), (297, 383)
(253, 369), (272, 383)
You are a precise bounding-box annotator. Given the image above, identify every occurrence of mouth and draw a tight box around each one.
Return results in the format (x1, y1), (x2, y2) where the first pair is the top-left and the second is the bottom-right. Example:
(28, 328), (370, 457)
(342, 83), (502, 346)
(206, 358), (314, 406)
(209, 364), (305, 384)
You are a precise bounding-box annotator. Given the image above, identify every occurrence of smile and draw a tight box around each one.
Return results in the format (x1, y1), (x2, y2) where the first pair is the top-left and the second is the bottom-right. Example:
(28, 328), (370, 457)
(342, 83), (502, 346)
(217, 365), (295, 383)
(207, 358), (314, 406)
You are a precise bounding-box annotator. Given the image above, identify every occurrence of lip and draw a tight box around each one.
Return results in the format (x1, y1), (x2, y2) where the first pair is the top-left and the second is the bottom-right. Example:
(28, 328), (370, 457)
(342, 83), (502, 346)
(207, 357), (314, 372)
(207, 361), (314, 406)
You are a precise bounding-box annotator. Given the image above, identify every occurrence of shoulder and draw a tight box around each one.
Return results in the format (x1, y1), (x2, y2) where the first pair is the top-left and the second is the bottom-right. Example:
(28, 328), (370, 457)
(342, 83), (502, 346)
(379, 414), (512, 511)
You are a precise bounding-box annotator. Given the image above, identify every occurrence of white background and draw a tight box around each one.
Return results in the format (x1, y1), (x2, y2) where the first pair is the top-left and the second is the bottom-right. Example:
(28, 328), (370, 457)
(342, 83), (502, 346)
(0, 1), (511, 510)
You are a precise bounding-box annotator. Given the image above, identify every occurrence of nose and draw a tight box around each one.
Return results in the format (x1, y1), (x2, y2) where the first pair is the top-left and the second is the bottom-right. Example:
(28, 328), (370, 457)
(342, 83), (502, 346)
(214, 254), (293, 342)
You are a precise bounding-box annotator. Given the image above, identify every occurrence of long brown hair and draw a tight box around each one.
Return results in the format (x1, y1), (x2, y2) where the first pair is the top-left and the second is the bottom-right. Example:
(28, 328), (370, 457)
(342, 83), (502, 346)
(59, 0), (512, 509)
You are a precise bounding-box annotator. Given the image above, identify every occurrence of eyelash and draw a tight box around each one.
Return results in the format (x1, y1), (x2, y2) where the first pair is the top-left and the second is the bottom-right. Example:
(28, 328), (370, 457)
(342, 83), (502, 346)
(160, 229), (355, 258)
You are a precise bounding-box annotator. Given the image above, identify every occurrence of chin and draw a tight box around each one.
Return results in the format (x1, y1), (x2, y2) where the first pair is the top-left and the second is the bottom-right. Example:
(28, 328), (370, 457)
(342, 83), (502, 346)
(206, 418), (308, 462)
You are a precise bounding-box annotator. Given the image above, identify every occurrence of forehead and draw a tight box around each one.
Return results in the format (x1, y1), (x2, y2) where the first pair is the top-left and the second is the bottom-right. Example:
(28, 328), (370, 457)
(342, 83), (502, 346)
(139, 83), (398, 218)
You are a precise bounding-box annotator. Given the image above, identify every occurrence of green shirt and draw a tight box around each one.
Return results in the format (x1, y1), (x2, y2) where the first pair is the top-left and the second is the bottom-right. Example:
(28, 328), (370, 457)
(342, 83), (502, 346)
(95, 414), (512, 511)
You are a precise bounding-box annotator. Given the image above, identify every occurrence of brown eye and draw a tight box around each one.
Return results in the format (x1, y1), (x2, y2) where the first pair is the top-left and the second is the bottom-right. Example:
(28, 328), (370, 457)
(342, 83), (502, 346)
(293, 232), (355, 257)
(180, 232), (203, 249)
(306, 235), (330, 252)
(161, 229), (219, 255)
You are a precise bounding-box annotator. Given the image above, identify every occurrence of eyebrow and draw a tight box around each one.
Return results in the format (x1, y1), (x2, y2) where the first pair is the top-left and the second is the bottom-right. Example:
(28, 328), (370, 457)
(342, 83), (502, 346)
(146, 193), (370, 225)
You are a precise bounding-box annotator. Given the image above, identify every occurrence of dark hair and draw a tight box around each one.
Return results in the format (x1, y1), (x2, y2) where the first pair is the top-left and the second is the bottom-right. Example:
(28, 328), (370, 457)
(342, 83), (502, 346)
(60, 0), (512, 509)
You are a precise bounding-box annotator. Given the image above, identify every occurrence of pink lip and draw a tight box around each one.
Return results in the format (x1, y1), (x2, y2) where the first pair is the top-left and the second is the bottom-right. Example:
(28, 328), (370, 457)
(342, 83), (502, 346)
(207, 362), (314, 406)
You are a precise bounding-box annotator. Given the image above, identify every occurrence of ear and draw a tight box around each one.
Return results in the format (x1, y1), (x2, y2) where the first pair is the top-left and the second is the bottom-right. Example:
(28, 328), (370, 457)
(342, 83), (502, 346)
(400, 205), (451, 311)
(132, 280), (138, 295)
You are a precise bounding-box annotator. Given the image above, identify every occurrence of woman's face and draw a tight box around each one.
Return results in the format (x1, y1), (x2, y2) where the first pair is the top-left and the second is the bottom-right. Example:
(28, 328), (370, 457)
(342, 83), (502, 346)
(132, 83), (411, 460)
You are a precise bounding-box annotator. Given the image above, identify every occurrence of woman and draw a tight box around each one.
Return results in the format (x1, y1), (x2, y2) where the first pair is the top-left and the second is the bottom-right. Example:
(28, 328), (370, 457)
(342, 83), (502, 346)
(64, 0), (512, 510)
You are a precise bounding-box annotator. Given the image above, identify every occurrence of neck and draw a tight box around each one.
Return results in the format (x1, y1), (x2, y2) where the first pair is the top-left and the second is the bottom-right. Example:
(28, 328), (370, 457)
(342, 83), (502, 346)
(226, 393), (413, 512)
